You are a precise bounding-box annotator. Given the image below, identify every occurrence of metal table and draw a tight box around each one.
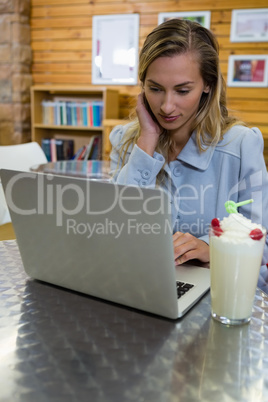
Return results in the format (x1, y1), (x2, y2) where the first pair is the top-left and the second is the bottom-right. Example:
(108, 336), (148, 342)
(0, 240), (268, 402)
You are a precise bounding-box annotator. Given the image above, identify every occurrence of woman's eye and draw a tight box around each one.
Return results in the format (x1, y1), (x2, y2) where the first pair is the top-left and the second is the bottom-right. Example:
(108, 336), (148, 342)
(149, 86), (161, 92)
(177, 89), (190, 95)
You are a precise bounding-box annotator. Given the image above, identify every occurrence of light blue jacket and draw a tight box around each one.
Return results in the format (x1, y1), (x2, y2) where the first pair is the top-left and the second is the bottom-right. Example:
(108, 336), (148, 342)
(110, 123), (268, 264)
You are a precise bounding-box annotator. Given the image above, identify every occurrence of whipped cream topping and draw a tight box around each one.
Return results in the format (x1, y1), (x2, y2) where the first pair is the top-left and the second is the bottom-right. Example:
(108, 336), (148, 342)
(217, 213), (265, 243)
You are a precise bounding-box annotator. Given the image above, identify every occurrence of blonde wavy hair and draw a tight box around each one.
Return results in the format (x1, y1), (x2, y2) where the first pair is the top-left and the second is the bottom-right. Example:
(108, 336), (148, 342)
(117, 18), (245, 165)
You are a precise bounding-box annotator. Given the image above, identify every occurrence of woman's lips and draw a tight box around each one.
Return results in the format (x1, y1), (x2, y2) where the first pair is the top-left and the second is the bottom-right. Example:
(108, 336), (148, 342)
(159, 114), (181, 123)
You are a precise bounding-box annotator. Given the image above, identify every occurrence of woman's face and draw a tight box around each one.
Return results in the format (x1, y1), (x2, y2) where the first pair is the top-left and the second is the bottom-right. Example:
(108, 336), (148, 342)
(144, 52), (209, 137)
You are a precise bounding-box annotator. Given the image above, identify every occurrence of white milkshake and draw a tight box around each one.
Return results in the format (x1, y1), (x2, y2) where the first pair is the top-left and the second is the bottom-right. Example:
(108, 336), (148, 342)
(209, 213), (266, 325)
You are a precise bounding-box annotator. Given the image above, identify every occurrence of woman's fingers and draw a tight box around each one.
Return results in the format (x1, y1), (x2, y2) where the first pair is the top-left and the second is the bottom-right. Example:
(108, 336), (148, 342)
(172, 231), (209, 265)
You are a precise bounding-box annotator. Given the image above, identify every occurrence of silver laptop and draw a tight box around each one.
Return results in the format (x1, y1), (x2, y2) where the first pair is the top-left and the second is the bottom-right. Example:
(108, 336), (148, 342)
(0, 168), (210, 319)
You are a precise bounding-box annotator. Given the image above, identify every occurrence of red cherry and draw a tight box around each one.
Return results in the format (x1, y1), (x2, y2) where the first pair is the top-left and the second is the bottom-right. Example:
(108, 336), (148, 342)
(213, 227), (223, 237)
(249, 228), (263, 241)
(211, 218), (223, 236)
(211, 218), (221, 228)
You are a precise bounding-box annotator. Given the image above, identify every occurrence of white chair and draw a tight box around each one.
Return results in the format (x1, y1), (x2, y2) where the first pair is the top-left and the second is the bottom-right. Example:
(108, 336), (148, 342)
(0, 142), (48, 225)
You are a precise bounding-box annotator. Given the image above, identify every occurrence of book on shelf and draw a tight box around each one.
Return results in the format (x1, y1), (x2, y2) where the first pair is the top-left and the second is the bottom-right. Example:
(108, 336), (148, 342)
(74, 145), (87, 160)
(50, 139), (57, 162)
(41, 97), (104, 128)
(41, 138), (74, 162)
(72, 135), (102, 161)
(83, 136), (95, 160)
(89, 136), (102, 160)
(42, 135), (101, 162)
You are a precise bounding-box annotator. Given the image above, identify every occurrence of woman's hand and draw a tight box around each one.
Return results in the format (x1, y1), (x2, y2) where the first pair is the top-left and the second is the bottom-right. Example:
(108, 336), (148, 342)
(173, 231), (210, 266)
(136, 93), (162, 157)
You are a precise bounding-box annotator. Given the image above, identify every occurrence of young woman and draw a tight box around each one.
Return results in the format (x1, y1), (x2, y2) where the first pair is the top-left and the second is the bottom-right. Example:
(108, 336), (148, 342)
(109, 19), (268, 266)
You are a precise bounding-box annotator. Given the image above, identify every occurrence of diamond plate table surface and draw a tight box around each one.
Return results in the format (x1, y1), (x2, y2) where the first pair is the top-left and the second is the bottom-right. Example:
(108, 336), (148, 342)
(0, 240), (268, 402)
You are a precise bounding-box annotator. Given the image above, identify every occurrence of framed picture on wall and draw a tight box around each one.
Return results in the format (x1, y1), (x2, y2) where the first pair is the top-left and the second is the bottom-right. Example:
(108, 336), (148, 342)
(227, 55), (268, 87)
(158, 11), (211, 28)
(230, 9), (268, 42)
(92, 14), (139, 85)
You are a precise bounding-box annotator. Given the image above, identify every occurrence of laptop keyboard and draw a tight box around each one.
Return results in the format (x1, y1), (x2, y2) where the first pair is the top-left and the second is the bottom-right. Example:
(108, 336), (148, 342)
(176, 281), (194, 299)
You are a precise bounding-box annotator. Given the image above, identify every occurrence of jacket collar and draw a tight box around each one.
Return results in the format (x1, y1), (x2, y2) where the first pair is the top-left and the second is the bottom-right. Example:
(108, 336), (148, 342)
(173, 131), (216, 171)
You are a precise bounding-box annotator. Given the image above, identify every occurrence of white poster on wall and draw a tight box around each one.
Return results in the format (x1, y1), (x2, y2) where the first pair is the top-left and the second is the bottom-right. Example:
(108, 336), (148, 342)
(230, 9), (268, 42)
(227, 55), (268, 87)
(92, 14), (139, 85)
(158, 11), (211, 28)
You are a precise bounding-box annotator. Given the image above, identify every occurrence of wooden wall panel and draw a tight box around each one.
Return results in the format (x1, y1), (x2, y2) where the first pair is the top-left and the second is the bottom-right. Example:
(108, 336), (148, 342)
(30, 0), (268, 161)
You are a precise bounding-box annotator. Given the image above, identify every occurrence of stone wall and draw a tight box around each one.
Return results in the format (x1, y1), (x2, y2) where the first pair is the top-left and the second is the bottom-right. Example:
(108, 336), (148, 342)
(0, 0), (31, 144)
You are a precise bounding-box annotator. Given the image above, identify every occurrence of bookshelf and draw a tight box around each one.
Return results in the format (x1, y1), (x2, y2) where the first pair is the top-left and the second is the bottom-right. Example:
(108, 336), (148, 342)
(31, 85), (119, 160)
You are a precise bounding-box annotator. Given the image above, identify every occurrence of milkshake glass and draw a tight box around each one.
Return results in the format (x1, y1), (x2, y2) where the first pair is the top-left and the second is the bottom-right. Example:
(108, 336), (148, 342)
(209, 213), (266, 325)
